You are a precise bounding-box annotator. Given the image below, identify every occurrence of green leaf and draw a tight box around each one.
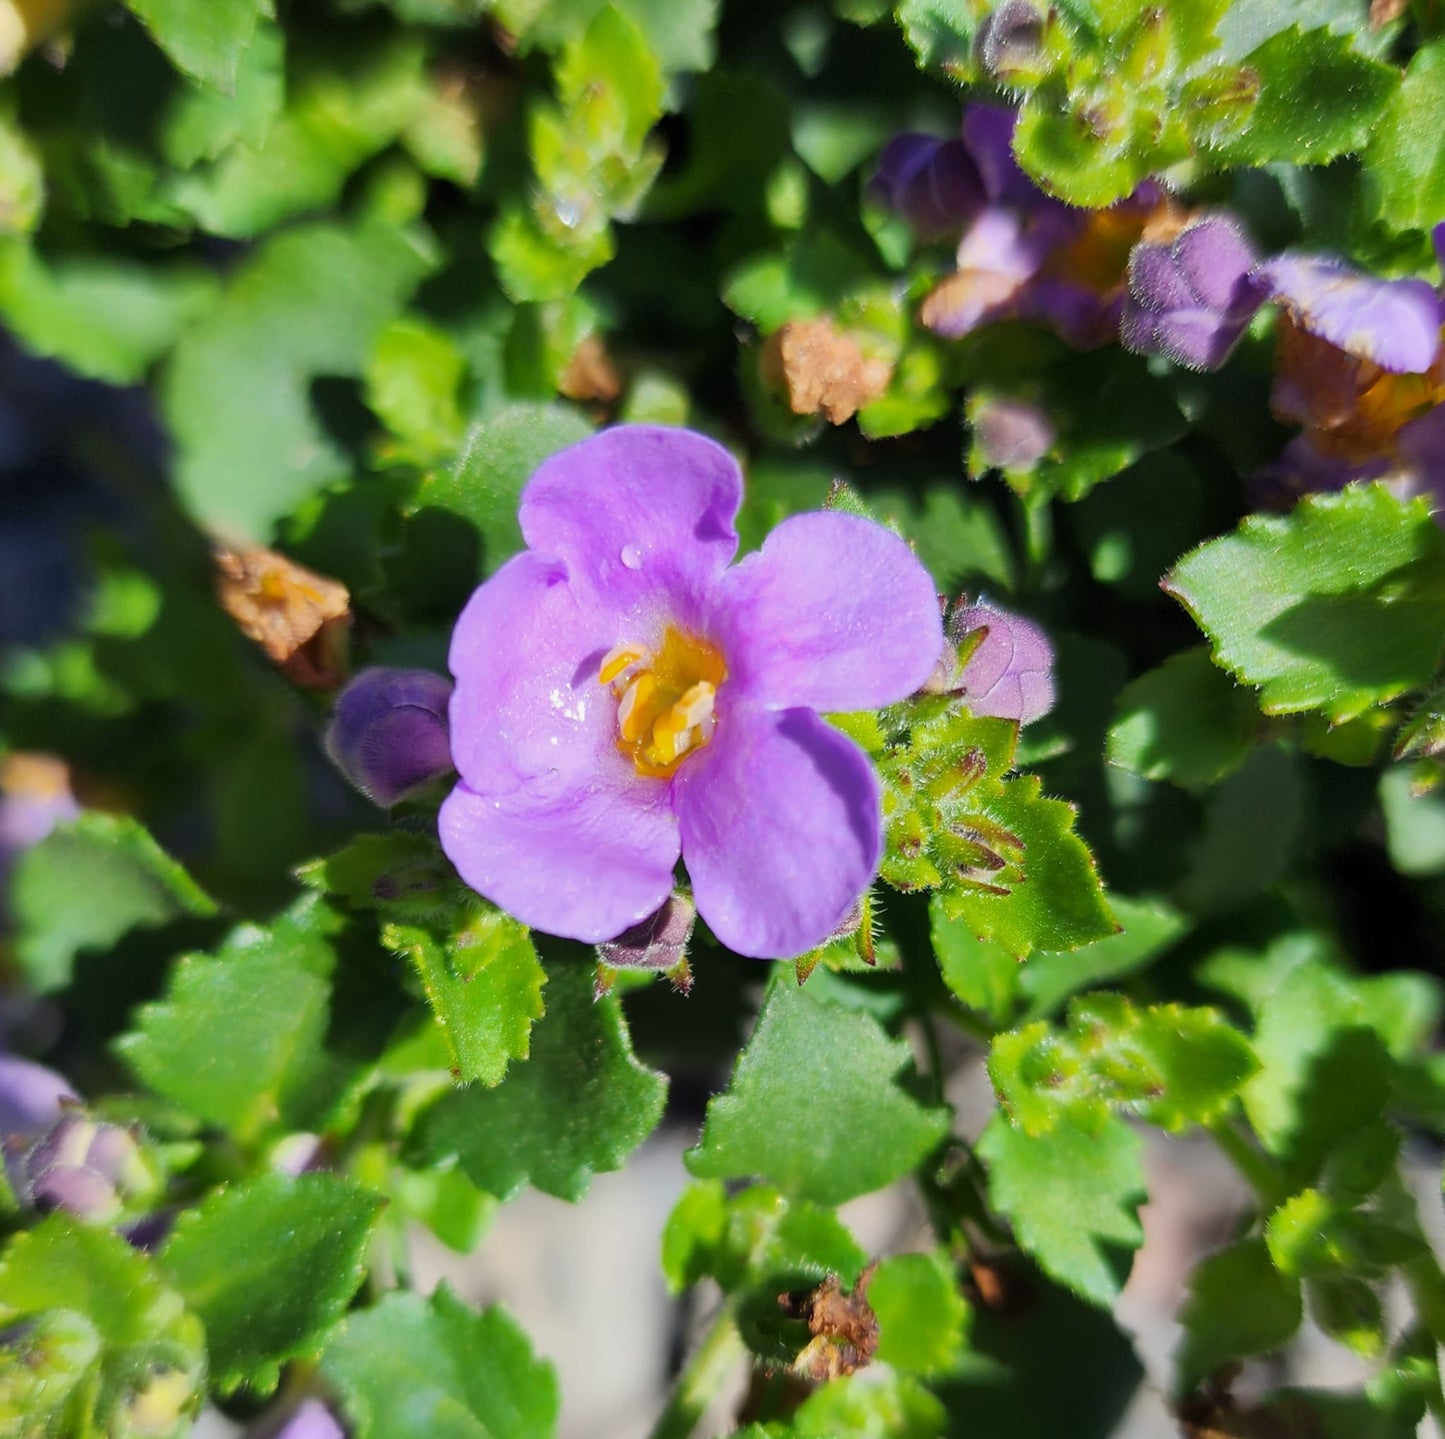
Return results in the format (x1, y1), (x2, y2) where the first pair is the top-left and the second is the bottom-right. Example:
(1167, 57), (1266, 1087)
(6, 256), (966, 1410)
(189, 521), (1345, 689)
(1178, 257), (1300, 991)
(978, 1112), (1145, 1308)
(1380, 765), (1445, 876)
(661, 1180), (867, 1296)
(989, 994), (1257, 1136)
(123, 0), (273, 90)
(384, 913), (545, 1086)
(869, 1252), (969, 1376)
(160, 1172), (382, 1393)
(420, 961), (667, 1201)
(163, 218), (434, 542)
(298, 831), (467, 923)
(0, 244), (219, 386)
(417, 403), (593, 575)
(1265, 1188), (1423, 1282)
(323, 1287), (559, 1439)
(0, 1215), (205, 1438)
(160, 18), (285, 168)
(118, 898), (361, 1143)
(1163, 486), (1445, 724)
(685, 971), (950, 1206)
(1175, 1237), (1302, 1390)
(723, 231), (877, 332)
(790, 1370), (947, 1438)
(1366, 40), (1445, 235)
(1204, 28), (1399, 168)
(364, 317), (467, 462)
(896, 0), (976, 72)
(1107, 648), (1260, 791)
(11, 814), (215, 994)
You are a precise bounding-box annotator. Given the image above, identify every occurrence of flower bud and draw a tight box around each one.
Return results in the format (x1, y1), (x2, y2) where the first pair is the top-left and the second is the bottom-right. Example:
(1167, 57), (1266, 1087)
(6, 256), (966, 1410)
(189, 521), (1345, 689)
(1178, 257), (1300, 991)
(22, 1114), (159, 1224)
(970, 393), (1055, 474)
(1121, 214), (1262, 371)
(868, 134), (984, 243)
(597, 893), (696, 972)
(945, 600), (1056, 725)
(975, 0), (1047, 81)
(325, 667), (454, 808)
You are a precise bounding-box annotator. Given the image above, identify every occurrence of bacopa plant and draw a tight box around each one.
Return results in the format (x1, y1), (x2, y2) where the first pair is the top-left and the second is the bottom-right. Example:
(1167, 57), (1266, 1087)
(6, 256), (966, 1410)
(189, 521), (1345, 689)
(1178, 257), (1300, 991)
(2, 1), (1445, 1437)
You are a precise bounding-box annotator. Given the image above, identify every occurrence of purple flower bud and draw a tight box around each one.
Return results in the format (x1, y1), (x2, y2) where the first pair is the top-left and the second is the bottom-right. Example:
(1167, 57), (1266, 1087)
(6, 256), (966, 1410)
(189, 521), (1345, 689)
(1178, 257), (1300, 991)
(976, 0), (1047, 80)
(946, 601), (1056, 725)
(1121, 214), (1263, 370)
(0, 1055), (75, 1139)
(597, 893), (696, 972)
(22, 1114), (157, 1224)
(1256, 253), (1443, 374)
(325, 668), (454, 808)
(868, 134), (984, 243)
(970, 393), (1055, 473)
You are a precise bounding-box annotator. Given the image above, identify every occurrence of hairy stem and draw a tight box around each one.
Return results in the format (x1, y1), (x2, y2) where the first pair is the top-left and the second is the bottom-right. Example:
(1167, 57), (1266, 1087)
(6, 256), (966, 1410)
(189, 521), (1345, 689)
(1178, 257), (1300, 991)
(648, 1306), (747, 1439)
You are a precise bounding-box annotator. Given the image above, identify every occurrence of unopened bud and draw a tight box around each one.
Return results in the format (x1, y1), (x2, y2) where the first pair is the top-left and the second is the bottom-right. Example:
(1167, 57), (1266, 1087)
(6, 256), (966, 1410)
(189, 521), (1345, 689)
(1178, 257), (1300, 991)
(970, 393), (1055, 474)
(944, 600), (1056, 725)
(23, 1114), (158, 1224)
(976, 0), (1047, 81)
(597, 893), (696, 972)
(325, 667), (454, 807)
(868, 133), (984, 243)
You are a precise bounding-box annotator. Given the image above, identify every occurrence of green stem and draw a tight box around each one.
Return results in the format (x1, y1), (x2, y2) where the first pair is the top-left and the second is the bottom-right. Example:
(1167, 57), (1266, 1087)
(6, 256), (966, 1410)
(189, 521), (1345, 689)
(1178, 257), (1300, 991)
(1207, 1118), (1285, 1209)
(1019, 495), (1053, 587)
(648, 1307), (747, 1439)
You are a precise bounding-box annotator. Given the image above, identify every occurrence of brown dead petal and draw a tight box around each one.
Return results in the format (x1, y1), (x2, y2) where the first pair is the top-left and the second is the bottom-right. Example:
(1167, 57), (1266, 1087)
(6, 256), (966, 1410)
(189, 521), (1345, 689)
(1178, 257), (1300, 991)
(559, 334), (623, 406)
(214, 546), (351, 690)
(784, 1266), (879, 1381)
(761, 317), (892, 425)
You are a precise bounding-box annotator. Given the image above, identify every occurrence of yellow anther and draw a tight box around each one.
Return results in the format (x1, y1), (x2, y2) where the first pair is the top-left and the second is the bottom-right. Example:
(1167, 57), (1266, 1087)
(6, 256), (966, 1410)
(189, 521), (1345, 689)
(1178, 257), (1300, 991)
(617, 672), (658, 743)
(599, 641), (648, 686)
(599, 625), (727, 779)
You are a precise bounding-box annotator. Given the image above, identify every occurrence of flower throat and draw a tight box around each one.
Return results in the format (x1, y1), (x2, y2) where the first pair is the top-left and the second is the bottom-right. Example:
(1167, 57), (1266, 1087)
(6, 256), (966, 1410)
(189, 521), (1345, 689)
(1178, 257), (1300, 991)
(598, 626), (726, 778)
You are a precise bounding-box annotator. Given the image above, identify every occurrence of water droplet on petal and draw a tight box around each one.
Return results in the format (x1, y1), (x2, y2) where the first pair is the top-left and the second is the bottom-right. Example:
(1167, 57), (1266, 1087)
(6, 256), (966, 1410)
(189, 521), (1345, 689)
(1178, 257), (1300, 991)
(621, 545), (643, 570)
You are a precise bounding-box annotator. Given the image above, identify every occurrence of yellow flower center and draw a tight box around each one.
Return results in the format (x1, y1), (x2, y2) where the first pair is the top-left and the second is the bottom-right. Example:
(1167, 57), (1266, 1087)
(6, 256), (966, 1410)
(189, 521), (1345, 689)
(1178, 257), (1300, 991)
(598, 625), (727, 778)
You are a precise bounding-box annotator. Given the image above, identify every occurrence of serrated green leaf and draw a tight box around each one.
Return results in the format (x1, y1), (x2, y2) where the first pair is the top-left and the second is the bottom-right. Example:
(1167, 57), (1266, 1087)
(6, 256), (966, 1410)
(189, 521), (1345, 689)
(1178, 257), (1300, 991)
(123, 0), (272, 91)
(160, 17), (284, 168)
(1176, 1237), (1302, 1390)
(298, 831), (464, 921)
(11, 814), (215, 994)
(989, 994), (1256, 1135)
(1164, 486), (1445, 724)
(163, 219), (434, 542)
(1203, 28), (1399, 169)
(385, 913), (545, 1086)
(1266, 1188), (1423, 1282)
(978, 1112), (1145, 1308)
(685, 971), (950, 1206)
(118, 898), (361, 1143)
(1366, 41), (1445, 235)
(159, 1172), (382, 1394)
(416, 403), (592, 575)
(723, 231), (877, 332)
(0, 1215), (204, 1438)
(420, 961), (666, 1201)
(896, 0), (976, 72)
(869, 1251), (969, 1376)
(323, 1287), (558, 1439)
(1107, 648), (1260, 791)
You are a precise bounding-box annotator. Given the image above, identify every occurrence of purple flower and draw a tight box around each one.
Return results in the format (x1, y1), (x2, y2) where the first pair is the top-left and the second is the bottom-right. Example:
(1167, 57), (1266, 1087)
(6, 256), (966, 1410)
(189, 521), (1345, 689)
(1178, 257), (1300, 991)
(912, 105), (1186, 351)
(929, 600), (1056, 725)
(970, 393), (1055, 473)
(0, 1055), (74, 1138)
(1121, 214), (1264, 370)
(21, 1113), (158, 1223)
(438, 426), (943, 959)
(1256, 254), (1442, 375)
(325, 668), (454, 808)
(867, 135), (983, 243)
(256, 1399), (347, 1439)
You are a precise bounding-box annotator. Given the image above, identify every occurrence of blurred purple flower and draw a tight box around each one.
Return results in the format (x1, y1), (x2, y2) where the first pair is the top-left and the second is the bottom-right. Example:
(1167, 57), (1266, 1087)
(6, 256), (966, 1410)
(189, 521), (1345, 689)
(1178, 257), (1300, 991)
(439, 426), (942, 959)
(0, 753), (78, 897)
(325, 668), (454, 808)
(970, 393), (1055, 473)
(867, 134), (983, 243)
(1121, 214), (1264, 370)
(1255, 237), (1445, 509)
(22, 1113), (158, 1224)
(930, 600), (1056, 725)
(262, 1399), (346, 1439)
(0, 1055), (74, 1138)
(899, 105), (1186, 351)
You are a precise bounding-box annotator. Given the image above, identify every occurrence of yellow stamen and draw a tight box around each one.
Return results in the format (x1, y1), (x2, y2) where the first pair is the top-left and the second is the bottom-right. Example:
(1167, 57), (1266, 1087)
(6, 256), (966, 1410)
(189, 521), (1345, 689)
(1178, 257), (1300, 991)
(599, 641), (648, 685)
(599, 625), (727, 778)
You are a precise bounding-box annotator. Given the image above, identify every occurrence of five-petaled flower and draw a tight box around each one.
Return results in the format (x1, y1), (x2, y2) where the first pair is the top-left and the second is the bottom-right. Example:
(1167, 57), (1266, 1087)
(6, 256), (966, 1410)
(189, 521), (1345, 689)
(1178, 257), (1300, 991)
(439, 426), (943, 959)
